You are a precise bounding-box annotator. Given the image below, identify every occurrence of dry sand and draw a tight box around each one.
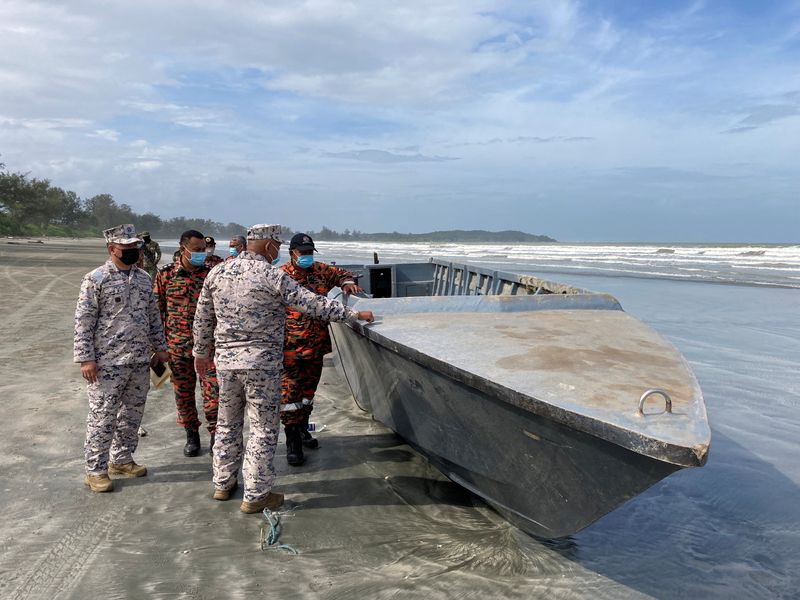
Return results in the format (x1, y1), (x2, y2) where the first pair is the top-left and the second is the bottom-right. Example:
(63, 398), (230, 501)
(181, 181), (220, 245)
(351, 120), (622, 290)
(2, 239), (610, 600)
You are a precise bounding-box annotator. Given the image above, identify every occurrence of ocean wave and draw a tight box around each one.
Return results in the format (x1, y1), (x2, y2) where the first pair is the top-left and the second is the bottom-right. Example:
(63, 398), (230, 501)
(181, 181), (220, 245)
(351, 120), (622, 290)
(312, 241), (800, 288)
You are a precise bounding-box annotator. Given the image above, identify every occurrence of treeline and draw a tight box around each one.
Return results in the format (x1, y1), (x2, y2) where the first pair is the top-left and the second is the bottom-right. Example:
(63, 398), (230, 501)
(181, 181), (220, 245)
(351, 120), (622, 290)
(305, 226), (556, 243)
(0, 164), (246, 239)
(1, 164), (555, 243)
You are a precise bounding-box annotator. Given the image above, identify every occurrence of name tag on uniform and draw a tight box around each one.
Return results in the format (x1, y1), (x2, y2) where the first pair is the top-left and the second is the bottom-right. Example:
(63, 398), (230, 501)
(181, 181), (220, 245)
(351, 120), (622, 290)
(102, 280), (126, 303)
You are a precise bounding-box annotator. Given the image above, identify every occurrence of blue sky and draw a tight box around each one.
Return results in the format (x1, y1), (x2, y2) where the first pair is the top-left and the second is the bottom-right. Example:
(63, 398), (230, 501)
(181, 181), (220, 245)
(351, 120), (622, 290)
(1, 0), (799, 241)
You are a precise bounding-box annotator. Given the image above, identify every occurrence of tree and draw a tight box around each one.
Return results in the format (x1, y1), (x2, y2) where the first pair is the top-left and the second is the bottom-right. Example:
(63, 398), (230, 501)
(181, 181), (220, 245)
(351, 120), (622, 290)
(135, 212), (163, 234)
(0, 171), (54, 233)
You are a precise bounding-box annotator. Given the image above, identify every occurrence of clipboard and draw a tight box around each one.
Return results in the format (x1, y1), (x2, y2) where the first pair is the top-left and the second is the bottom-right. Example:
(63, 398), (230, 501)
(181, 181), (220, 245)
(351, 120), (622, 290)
(150, 359), (172, 389)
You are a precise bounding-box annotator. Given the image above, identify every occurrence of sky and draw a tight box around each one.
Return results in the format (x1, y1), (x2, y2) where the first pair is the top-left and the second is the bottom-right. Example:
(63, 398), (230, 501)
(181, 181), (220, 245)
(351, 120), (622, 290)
(1, 0), (799, 242)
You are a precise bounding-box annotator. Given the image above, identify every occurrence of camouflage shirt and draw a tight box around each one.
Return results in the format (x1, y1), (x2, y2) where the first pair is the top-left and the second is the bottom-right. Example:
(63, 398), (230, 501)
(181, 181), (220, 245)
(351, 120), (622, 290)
(205, 254), (224, 269)
(141, 240), (162, 270)
(192, 251), (359, 371)
(153, 262), (211, 356)
(74, 259), (167, 365)
(281, 261), (356, 359)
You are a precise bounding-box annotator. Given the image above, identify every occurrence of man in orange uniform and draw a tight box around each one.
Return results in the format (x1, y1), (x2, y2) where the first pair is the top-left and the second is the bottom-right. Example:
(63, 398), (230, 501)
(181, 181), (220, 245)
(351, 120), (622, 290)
(153, 230), (219, 457)
(280, 233), (360, 465)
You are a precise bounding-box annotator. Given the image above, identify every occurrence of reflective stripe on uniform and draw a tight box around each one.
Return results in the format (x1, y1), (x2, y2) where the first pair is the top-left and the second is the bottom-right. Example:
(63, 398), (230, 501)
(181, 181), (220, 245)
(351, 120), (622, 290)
(280, 397), (314, 412)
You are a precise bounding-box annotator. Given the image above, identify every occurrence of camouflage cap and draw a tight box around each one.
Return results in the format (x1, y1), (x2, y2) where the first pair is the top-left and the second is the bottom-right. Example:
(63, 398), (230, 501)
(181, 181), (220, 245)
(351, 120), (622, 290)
(103, 224), (141, 244)
(247, 224), (284, 242)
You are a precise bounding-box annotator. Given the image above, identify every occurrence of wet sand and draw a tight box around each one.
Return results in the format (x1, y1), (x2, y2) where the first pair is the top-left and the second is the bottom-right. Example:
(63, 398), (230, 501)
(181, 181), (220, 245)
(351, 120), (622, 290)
(1, 239), (798, 599)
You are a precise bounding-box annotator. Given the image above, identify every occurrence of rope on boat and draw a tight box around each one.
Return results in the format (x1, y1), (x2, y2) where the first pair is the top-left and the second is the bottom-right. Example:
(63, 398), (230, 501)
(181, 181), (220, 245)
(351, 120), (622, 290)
(259, 510), (298, 554)
(329, 290), (369, 412)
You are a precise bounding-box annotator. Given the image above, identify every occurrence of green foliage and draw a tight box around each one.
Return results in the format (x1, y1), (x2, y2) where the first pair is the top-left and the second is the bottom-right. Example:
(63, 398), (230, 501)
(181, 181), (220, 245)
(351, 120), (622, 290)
(0, 165), (249, 239)
(0, 212), (16, 236)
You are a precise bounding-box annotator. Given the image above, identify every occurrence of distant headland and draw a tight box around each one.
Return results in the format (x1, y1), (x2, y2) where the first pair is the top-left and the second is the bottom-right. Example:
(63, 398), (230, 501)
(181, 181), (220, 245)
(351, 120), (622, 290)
(305, 227), (557, 243)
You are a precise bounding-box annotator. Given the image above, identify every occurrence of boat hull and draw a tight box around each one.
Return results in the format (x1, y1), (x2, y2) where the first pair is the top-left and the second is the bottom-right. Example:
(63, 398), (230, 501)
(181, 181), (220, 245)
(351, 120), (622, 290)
(330, 321), (681, 538)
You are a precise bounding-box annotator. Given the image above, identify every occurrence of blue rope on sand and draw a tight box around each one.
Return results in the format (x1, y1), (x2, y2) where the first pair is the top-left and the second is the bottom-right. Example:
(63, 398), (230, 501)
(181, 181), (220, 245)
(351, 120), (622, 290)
(260, 509), (299, 554)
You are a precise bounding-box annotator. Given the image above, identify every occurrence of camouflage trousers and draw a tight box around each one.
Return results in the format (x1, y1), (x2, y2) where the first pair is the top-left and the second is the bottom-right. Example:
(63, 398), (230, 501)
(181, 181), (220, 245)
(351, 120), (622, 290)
(213, 369), (281, 502)
(84, 363), (149, 475)
(169, 353), (219, 433)
(280, 354), (324, 427)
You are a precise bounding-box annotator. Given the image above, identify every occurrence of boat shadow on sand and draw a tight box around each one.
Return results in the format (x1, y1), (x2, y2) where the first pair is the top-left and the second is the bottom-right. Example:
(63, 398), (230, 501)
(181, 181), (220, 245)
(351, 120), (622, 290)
(292, 428), (799, 598)
(110, 429), (798, 597)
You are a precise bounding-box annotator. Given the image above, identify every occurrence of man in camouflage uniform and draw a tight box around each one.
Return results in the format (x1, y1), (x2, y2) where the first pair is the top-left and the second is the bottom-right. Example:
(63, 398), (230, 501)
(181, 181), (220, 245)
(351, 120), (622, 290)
(139, 231), (162, 279)
(280, 233), (361, 465)
(204, 235), (224, 269)
(193, 224), (374, 513)
(153, 230), (219, 457)
(74, 224), (169, 493)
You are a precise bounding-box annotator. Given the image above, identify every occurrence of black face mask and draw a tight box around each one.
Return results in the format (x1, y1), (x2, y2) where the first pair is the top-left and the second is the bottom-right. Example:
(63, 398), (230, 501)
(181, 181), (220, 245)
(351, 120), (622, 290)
(142, 236), (151, 243)
(119, 248), (140, 266)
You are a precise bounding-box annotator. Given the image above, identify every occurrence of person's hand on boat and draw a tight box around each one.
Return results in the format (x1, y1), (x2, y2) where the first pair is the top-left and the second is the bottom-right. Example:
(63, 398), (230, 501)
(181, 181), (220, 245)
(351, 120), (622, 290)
(80, 360), (98, 384)
(356, 310), (374, 323)
(341, 282), (362, 295)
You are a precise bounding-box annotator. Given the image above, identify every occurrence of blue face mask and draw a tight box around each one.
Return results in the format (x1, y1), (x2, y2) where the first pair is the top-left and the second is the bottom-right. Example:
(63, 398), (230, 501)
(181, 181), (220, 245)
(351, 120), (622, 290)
(271, 250), (281, 266)
(188, 251), (206, 266)
(228, 247), (238, 257)
(295, 255), (314, 269)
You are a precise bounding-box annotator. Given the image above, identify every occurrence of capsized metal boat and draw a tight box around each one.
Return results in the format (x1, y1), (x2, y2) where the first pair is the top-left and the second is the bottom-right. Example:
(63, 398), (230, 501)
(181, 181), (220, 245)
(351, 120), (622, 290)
(328, 259), (710, 538)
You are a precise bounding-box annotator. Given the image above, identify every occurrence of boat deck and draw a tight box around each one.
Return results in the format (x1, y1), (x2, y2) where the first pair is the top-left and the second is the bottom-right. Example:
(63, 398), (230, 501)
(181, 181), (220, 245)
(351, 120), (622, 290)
(344, 295), (710, 466)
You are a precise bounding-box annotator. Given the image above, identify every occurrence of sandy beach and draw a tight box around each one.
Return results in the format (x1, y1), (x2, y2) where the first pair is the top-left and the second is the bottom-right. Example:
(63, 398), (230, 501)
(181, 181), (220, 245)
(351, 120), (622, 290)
(1, 239), (798, 600)
(0, 239), (539, 600)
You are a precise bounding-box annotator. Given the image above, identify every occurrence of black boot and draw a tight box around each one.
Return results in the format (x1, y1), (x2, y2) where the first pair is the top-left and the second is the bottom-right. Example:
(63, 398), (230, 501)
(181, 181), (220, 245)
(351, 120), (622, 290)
(184, 428), (200, 457)
(209, 432), (215, 456)
(285, 424), (305, 466)
(300, 419), (319, 449)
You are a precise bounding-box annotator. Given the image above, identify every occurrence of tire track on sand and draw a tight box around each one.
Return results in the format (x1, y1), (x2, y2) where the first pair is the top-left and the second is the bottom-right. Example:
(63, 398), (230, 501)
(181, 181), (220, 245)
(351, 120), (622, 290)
(1, 266), (80, 335)
(7, 505), (116, 600)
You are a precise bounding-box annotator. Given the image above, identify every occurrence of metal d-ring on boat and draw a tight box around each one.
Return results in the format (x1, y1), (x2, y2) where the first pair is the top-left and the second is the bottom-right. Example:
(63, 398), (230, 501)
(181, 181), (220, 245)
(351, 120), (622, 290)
(638, 388), (673, 416)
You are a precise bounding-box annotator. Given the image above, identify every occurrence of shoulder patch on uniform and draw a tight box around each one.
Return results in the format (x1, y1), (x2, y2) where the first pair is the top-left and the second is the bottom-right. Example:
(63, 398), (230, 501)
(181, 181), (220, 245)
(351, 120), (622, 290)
(91, 269), (106, 285)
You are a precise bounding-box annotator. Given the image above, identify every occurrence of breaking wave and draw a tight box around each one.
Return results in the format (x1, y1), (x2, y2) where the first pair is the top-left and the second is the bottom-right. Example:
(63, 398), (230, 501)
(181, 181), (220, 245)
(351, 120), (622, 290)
(312, 242), (800, 288)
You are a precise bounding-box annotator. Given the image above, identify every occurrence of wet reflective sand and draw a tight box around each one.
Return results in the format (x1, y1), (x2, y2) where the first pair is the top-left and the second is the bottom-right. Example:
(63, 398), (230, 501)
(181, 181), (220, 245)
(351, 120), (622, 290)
(1, 240), (798, 599)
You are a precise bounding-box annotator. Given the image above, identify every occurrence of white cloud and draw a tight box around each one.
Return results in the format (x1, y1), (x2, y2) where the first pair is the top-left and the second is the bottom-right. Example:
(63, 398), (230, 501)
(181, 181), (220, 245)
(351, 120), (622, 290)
(0, 0), (798, 240)
(88, 129), (120, 141)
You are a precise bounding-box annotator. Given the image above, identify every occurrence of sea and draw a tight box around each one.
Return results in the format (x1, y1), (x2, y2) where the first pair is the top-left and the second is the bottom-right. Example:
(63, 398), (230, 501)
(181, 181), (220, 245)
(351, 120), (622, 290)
(158, 240), (800, 598)
(159, 240), (800, 290)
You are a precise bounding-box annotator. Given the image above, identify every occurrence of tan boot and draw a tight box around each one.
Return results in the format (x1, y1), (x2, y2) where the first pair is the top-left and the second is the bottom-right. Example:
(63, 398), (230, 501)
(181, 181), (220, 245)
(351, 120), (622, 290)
(108, 461), (147, 477)
(213, 480), (237, 501)
(84, 474), (114, 493)
(240, 491), (284, 513)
